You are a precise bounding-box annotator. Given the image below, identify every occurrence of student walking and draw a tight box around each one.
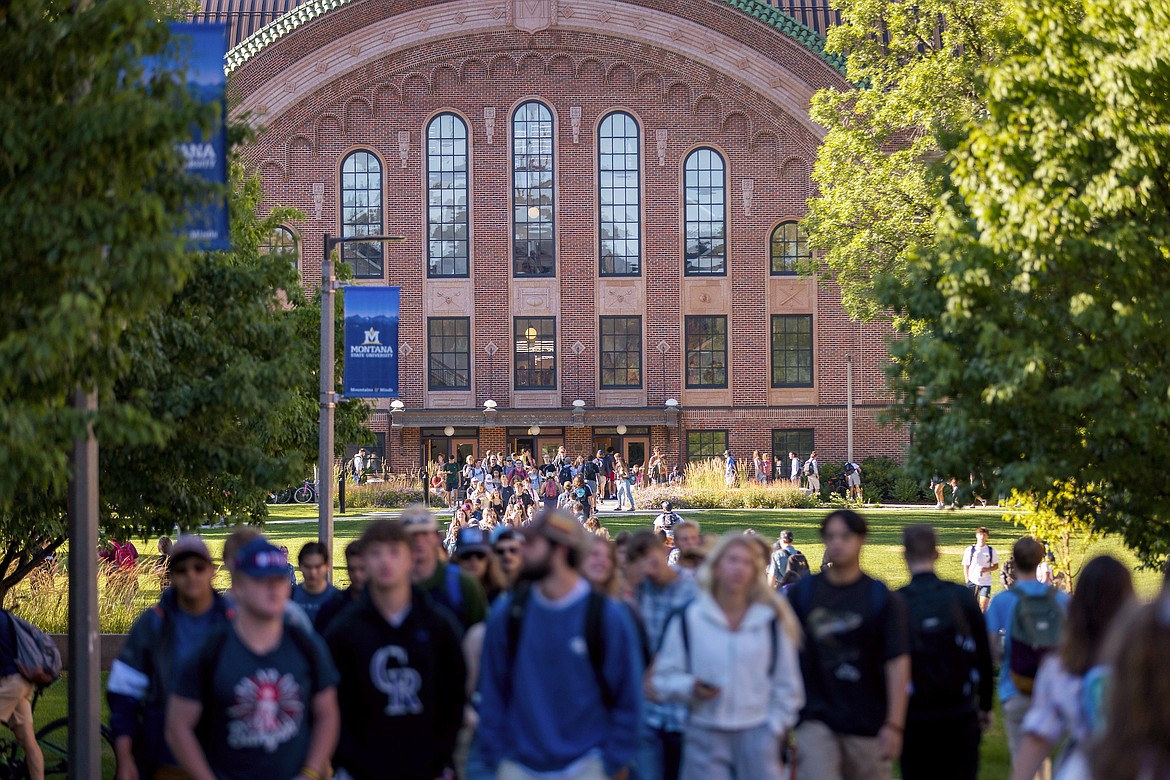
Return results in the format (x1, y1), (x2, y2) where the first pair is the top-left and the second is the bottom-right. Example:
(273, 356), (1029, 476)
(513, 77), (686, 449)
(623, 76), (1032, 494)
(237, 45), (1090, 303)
(476, 509), (643, 780)
(626, 531), (700, 780)
(325, 520), (467, 780)
(984, 537), (1070, 776)
(292, 541), (343, 630)
(403, 506), (489, 633)
(1009, 555), (1133, 780)
(961, 527), (1000, 613)
(652, 533), (804, 780)
(898, 526), (994, 780)
(108, 536), (233, 780)
(1088, 595), (1170, 780)
(805, 452), (821, 494)
(166, 537), (339, 780)
(789, 510), (910, 780)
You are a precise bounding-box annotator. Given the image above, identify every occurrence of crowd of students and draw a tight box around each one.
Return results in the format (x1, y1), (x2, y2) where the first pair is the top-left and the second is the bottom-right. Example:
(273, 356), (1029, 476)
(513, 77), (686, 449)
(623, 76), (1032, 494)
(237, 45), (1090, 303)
(9, 506), (1158, 780)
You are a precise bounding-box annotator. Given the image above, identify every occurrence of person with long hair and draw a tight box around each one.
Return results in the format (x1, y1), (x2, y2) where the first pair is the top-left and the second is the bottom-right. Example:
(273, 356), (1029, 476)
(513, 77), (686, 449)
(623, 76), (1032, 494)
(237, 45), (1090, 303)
(454, 527), (508, 604)
(652, 533), (804, 780)
(582, 536), (622, 598)
(1010, 556), (1134, 780)
(1088, 594), (1170, 780)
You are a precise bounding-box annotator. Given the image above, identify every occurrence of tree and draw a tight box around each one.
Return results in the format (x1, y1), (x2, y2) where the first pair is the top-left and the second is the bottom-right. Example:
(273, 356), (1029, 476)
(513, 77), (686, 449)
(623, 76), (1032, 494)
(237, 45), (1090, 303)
(885, 0), (1170, 568)
(1007, 486), (1103, 588)
(0, 0), (210, 596)
(804, 0), (1015, 321)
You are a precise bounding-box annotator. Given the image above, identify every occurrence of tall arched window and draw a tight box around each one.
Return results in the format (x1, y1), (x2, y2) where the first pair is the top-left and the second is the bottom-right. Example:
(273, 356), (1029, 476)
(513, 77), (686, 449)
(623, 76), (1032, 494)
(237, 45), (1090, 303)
(599, 112), (641, 276)
(683, 148), (726, 276)
(770, 221), (810, 275)
(340, 150), (384, 279)
(426, 113), (469, 277)
(512, 101), (555, 277)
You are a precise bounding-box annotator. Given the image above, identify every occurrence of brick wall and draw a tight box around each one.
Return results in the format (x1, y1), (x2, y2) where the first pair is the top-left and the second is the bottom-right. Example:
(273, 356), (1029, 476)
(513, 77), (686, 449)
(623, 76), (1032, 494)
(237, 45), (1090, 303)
(232, 3), (907, 472)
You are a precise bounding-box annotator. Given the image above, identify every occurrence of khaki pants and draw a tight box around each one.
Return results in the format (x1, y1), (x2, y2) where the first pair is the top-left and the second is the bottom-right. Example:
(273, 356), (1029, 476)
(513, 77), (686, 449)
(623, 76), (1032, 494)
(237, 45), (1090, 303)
(795, 720), (890, 780)
(1003, 695), (1051, 780)
(0, 674), (33, 727)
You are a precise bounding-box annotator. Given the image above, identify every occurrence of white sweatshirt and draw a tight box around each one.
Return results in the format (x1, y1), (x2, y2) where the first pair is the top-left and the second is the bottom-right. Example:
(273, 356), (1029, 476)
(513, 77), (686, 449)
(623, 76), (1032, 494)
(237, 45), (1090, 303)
(651, 591), (805, 734)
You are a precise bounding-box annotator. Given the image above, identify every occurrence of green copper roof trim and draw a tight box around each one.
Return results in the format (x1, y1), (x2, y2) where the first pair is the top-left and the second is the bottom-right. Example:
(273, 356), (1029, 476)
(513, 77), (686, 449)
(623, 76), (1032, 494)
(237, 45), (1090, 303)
(225, 0), (846, 76)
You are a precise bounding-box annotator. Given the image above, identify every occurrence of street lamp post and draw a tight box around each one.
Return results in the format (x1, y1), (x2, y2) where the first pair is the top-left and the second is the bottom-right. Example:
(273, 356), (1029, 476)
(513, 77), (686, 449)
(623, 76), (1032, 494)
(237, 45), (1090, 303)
(320, 232), (403, 579)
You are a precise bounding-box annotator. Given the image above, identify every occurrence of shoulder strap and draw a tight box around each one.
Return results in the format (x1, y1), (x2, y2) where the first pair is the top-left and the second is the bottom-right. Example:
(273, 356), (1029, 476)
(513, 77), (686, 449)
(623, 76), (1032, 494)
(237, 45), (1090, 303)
(584, 590), (616, 709)
(444, 563), (464, 612)
(503, 583), (533, 703)
(867, 576), (888, 619)
(768, 615), (779, 677)
(284, 622), (322, 693)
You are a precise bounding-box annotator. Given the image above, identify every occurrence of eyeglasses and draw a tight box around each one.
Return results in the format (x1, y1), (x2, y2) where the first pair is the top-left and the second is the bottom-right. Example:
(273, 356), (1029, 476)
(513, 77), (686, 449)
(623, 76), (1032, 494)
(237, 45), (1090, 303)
(494, 546), (521, 557)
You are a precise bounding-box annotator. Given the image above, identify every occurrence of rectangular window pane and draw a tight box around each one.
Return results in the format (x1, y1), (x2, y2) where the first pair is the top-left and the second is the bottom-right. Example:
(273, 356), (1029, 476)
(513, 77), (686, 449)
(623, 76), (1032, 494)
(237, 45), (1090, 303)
(771, 315), (814, 387)
(340, 150), (384, 279)
(599, 113), (641, 276)
(513, 103), (556, 277)
(683, 149), (726, 276)
(427, 115), (470, 277)
(686, 430), (728, 462)
(514, 317), (557, 389)
(685, 316), (728, 388)
(599, 316), (642, 388)
(772, 429), (815, 462)
(428, 318), (471, 390)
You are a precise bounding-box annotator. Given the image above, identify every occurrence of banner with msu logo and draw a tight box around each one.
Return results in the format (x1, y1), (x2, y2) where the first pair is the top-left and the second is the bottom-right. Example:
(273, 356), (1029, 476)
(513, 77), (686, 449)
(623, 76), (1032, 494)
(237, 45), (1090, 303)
(344, 286), (400, 398)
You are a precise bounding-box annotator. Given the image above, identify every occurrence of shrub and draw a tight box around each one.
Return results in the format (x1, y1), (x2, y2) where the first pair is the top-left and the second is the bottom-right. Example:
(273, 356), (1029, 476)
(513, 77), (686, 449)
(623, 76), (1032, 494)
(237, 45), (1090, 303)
(633, 477), (819, 510)
(340, 474), (445, 509)
(893, 474), (925, 503)
(819, 462), (844, 501)
(860, 456), (901, 501)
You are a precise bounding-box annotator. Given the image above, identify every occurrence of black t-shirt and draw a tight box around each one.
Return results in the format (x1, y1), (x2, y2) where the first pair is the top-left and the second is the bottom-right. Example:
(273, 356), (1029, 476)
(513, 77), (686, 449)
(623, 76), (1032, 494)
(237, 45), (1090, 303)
(174, 625), (339, 780)
(539, 463), (556, 478)
(791, 573), (909, 736)
(0, 611), (18, 677)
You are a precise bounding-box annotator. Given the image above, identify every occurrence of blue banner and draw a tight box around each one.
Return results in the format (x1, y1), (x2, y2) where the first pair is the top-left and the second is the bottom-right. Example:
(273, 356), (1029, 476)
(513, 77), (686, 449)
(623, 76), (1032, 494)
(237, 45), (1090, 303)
(344, 287), (400, 398)
(145, 23), (230, 251)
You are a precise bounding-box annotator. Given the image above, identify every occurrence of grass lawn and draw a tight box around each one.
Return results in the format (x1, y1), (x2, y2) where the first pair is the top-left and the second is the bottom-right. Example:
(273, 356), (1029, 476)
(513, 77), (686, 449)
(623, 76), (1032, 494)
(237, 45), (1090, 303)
(22, 502), (1159, 779)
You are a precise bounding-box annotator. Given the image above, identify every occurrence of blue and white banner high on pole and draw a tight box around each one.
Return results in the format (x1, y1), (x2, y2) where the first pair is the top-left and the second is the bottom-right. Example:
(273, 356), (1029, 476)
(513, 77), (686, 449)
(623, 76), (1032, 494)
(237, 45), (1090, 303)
(344, 287), (400, 398)
(144, 23), (230, 251)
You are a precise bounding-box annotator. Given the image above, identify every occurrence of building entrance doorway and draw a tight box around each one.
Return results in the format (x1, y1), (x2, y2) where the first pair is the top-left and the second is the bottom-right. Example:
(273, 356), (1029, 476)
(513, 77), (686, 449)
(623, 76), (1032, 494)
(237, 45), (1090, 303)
(592, 426), (651, 473)
(421, 428), (478, 466)
(507, 428), (564, 464)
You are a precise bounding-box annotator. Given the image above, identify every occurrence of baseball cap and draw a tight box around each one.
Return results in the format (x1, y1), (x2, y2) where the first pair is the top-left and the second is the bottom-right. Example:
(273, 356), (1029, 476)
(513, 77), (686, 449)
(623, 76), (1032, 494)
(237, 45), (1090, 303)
(521, 509), (589, 556)
(401, 505), (439, 534)
(455, 527), (492, 558)
(170, 535), (212, 565)
(234, 538), (289, 579)
(780, 530), (794, 543)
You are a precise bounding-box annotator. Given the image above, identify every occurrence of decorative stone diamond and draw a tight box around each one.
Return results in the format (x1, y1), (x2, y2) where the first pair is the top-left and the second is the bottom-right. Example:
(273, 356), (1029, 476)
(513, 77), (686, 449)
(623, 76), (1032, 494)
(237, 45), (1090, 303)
(484, 341), (499, 356)
(571, 340), (586, 356)
(656, 340), (671, 355)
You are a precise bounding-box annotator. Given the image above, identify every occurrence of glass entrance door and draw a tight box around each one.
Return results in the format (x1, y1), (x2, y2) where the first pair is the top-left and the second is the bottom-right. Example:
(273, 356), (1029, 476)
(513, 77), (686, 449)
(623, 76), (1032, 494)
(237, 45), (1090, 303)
(625, 438), (649, 470)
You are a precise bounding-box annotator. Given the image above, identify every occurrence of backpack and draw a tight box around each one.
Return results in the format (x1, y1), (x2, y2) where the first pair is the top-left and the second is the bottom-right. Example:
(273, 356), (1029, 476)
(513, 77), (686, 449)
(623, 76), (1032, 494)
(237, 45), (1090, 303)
(428, 563), (466, 629)
(542, 478), (559, 498)
(667, 603), (780, 677)
(802, 460), (812, 476)
(843, 461), (856, 476)
(558, 465), (573, 484)
(1007, 587), (1064, 695)
(505, 583), (614, 708)
(5, 612), (62, 686)
(583, 461), (599, 480)
(1000, 557), (1017, 589)
(900, 579), (978, 713)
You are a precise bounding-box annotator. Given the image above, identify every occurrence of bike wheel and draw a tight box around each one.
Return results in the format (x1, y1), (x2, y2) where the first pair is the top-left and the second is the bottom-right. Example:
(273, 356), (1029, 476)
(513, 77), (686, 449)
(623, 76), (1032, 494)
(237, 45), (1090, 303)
(294, 486), (313, 504)
(36, 719), (117, 778)
(276, 488), (294, 504)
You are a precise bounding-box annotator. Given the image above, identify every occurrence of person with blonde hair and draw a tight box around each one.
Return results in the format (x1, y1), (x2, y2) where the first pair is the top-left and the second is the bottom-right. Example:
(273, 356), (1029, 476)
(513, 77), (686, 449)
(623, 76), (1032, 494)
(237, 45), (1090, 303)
(652, 533), (805, 780)
(1088, 594), (1170, 780)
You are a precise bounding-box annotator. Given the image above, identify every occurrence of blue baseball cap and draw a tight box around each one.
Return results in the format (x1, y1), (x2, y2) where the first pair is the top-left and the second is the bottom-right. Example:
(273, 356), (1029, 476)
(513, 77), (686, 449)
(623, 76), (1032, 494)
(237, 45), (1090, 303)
(234, 538), (289, 579)
(455, 527), (492, 558)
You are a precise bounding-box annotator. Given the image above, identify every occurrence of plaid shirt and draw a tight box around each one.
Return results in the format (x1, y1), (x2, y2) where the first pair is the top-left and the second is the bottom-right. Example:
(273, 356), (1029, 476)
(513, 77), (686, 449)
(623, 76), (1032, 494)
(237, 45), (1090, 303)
(636, 574), (699, 732)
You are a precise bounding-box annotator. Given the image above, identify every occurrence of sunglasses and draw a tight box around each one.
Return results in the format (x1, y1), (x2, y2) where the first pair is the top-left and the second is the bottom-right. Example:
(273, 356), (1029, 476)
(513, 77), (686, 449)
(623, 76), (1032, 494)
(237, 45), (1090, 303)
(494, 546), (521, 556)
(460, 551), (488, 561)
(172, 562), (210, 576)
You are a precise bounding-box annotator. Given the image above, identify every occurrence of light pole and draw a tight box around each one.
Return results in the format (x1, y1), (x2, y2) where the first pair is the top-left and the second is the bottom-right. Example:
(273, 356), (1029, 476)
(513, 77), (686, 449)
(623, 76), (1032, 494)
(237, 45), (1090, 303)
(319, 232), (403, 577)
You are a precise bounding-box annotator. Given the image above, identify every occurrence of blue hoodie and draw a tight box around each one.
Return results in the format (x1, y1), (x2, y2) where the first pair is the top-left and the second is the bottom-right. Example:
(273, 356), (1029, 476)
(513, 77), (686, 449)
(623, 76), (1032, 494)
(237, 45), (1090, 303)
(477, 579), (643, 776)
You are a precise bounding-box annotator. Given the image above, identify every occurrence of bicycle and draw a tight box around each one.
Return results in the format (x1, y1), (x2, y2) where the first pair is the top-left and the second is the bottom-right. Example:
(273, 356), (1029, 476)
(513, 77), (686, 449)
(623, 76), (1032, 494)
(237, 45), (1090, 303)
(0, 683), (117, 778)
(292, 479), (318, 504)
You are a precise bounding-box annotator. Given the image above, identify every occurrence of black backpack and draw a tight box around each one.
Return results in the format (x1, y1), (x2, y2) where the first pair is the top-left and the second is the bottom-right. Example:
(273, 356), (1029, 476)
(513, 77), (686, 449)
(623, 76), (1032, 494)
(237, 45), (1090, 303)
(843, 461), (856, 476)
(901, 579), (978, 713)
(505, 583), (615, 708)
(558, 464), (573, 484)
(583, 461), (599, 480)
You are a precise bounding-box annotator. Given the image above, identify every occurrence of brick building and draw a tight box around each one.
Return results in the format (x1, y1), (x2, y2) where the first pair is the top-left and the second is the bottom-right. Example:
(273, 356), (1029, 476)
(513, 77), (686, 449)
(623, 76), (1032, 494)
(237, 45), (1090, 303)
(209, 0), (908, 472)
